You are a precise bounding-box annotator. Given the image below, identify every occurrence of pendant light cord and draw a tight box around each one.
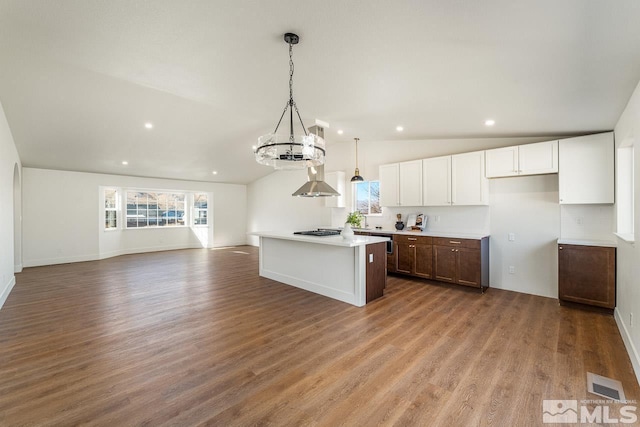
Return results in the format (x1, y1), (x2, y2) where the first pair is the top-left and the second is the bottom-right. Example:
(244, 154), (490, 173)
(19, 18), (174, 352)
(355, 138), (360, 168)
(272, 39), (308, 139)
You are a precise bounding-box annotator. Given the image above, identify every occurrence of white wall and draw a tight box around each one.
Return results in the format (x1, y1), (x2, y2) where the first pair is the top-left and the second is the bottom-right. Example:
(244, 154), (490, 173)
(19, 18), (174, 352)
(0, 100), (21, 309)
(613, 78), (640, 384)
(23, 168), (247, 267)
(489, 175), (560, 298)
(246, 169), (331, 246)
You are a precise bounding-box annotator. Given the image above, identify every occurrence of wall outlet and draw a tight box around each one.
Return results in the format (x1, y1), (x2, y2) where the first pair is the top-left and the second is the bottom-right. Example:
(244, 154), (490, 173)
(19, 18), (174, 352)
(508, 233), (515, 241)
(435, 215), (441, 222)
(508, 266), (515, 274)
(576, 217), (584, 226)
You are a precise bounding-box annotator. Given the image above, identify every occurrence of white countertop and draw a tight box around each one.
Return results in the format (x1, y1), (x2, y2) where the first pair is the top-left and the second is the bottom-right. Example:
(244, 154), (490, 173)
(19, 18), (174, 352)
(250, 231), (390, 247)
(557, 238), (617, 248)
(335, 227), (489, 240)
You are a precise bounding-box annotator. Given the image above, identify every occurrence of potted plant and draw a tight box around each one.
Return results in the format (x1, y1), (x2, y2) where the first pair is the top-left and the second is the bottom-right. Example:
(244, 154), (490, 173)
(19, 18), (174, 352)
(346, 211), (364, 228)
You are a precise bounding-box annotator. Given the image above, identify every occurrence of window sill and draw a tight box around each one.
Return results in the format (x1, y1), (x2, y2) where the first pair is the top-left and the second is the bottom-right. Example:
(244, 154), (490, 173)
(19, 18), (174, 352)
(614, 232), (635, 244)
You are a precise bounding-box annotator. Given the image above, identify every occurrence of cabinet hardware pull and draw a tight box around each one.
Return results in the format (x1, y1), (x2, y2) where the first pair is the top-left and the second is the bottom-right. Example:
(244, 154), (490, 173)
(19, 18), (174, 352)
(451, 248), (455, 252)
(410, 245), (415, 248)
(449, 241), (461, 244)
(559, 247), (563, 250)
(408, 238), (417, 241)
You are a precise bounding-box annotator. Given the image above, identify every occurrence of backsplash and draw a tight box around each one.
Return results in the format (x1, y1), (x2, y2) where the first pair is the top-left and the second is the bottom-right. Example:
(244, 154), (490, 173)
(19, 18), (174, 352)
(330, 205), (490, 234)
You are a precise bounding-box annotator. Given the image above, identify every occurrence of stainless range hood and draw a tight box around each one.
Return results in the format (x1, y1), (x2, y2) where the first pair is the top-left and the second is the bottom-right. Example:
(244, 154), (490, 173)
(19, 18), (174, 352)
(292, 125), (340, 198)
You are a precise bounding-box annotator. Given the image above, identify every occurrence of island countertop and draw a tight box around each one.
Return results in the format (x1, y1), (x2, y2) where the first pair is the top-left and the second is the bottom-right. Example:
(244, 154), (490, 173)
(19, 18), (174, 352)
(250, 231), (390, 247)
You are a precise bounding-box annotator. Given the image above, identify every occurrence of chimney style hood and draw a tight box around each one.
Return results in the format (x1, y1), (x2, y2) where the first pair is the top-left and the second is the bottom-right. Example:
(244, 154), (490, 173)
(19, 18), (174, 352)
(292, 164), (340, 197)
(292, 125), (340, 197)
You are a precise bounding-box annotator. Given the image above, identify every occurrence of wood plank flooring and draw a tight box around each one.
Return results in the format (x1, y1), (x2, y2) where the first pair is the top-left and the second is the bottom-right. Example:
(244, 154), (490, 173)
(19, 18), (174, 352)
(0, 246), (638, 426)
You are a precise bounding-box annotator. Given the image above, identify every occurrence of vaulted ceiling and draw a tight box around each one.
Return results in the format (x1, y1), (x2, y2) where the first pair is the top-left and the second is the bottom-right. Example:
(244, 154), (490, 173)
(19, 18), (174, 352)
(1, 0), (640, 184)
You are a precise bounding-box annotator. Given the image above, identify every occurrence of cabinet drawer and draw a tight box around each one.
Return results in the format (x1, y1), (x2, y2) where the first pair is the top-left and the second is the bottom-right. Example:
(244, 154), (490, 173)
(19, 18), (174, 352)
(394, 235), (432, 245)
(433, 237), (480, 249)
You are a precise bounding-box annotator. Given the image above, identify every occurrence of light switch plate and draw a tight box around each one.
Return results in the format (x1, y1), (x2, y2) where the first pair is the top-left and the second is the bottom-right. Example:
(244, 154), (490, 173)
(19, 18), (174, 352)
(369, 254), (373, 263)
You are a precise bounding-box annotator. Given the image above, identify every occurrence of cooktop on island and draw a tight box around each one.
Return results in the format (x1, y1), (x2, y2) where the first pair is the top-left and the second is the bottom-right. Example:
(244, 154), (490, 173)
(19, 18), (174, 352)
(293, 229), (341, 237)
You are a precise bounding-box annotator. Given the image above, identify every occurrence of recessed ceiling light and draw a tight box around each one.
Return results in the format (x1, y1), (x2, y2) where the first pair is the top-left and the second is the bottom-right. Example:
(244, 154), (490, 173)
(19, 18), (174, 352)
(144, 122), (153, 129)
(396, 126), (404, 132)
(337, 130), (344, 135)
(485, 119), (496, 126)
(212, 171), (218, 175)
(121, 161), (128, 165)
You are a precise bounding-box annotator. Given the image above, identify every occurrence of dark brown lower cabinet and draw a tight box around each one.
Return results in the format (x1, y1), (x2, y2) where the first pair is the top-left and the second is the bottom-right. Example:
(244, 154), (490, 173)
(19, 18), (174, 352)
(558, 244), (616, 309)
(365, 242), (387, 303)
(393, 234), (489, 290)
(432, 237), (489, 290)
(394, 235), (433, 279)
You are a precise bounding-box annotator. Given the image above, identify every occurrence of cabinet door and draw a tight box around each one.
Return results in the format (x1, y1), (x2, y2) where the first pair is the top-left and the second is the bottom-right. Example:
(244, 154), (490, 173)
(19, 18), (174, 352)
(456, 247), (481, 288)
(399, 160), (423, 206)
(559, 132), (614, 204)
(395, 242), (414, 274)
(379, 163), (400, 207)
(324, 171), (345, 208)
(414, 243), (433, 279)
(485, 146), (518, 178)
(433, 245), (456, 283)
(558, 244), (615, 309)
(519, 140), (558, 175)
(423, 156), (451, 206)
(451, 151), (488, 205)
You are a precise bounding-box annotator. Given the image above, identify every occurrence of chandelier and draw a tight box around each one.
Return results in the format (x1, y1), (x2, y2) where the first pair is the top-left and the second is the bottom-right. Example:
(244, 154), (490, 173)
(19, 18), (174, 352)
(255, 33), (325, 170)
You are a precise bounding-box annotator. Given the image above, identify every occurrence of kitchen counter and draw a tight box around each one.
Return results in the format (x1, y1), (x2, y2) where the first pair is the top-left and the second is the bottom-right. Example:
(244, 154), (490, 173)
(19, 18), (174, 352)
(351, 228), (489, 240)
(251, 230), (390, 246)
(557, 238), (617, 248)
(251, 231), (389, 307)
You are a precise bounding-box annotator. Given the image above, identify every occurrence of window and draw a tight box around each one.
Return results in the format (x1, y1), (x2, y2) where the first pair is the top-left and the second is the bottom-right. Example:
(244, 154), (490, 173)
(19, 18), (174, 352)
(194, 193), (208, 226)
(104, 189), (118, 229)
(354, 180), (381, 215)
(616, 143), (634, 241)
(126, 191), (185, 228)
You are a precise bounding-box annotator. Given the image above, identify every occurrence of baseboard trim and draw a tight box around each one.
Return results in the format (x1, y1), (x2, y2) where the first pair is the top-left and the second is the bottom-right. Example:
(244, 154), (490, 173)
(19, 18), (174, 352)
(0, 275), (16, 310)
(615, 307), (640, 386)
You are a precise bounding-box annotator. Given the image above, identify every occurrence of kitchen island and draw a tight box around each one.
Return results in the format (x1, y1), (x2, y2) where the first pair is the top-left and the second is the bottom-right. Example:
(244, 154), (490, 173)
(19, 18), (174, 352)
(251, 231), (390, 307)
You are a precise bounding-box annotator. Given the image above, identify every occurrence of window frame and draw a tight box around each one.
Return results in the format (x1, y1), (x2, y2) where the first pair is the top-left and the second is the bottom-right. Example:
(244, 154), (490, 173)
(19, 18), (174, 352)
(104, 188), (119, 231)
(125, 190), (187, 229)
(192, 193), (209, 227)
(352, 180), (382, 216)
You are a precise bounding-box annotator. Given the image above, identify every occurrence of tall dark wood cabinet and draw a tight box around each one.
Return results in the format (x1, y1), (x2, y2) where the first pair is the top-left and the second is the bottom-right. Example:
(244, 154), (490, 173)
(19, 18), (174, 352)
(558, 243), (616, 309)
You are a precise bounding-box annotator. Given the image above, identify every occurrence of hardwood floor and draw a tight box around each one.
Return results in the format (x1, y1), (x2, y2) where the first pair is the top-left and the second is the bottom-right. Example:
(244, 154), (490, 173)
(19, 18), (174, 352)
(0, 246), (638, 426)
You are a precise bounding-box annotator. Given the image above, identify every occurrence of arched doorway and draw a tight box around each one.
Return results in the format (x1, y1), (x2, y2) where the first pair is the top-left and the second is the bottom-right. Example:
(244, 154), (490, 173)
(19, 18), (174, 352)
(13, 164), (22, 273)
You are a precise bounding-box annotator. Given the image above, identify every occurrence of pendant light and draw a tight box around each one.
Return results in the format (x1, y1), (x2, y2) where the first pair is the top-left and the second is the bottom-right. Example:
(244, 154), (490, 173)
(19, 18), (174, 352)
(350, 137), (364, 182)
(255, 33), (325, 170)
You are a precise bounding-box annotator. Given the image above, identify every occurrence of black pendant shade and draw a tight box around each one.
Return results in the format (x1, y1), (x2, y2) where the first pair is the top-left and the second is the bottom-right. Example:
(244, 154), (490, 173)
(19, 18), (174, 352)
(350, 137), (364, 182)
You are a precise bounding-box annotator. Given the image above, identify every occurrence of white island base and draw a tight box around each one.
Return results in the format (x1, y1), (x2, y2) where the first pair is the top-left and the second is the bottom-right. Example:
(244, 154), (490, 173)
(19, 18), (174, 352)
(255, 232), (389, 307)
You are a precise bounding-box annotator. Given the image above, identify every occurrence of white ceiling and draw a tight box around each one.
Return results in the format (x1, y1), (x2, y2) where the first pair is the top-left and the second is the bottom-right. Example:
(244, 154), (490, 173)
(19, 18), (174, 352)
(1, 0), (640, 184)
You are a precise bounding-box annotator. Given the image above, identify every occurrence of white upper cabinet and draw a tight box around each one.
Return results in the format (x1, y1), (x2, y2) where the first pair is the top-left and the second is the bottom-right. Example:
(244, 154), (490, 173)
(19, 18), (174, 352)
(485, 146), (519, 177)
(379, 163), (400, 207)
(422, 152), (488, 206)
(399, 160), (423, 206)
(559, 132), (614, 204)
(379, 160), (423, 207)
(519, 140), (558, 175)
(423, 156), (451, 206)
(451, 151), (489, 205)
(325, 171), (346, 208)
(485, 140), (558, 178)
